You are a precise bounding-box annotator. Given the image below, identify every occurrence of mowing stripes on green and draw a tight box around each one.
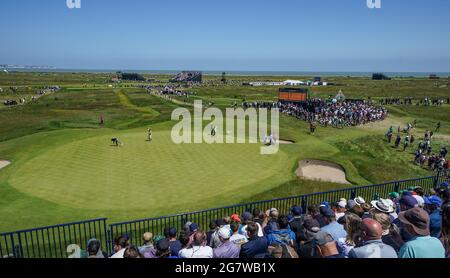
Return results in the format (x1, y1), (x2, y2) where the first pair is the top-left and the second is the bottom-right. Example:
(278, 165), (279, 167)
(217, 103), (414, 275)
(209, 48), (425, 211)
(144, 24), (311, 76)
(9, 131), (290, 210)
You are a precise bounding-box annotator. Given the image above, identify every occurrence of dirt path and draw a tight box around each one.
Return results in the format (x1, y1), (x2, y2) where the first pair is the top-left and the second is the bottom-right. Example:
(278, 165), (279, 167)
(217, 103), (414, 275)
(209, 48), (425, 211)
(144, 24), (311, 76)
(295, 160), (350, 184)
(0, 160), (11, 170)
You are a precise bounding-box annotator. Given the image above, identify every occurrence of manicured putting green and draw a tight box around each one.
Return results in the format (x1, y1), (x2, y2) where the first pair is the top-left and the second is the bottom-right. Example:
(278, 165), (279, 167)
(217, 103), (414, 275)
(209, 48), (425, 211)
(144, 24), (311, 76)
(9, 130), (290, 210)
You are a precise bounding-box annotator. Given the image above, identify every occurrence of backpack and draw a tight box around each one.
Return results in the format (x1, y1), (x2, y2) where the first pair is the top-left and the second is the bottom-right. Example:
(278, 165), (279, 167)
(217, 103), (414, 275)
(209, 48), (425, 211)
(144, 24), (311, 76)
(267, 244), (299, 259)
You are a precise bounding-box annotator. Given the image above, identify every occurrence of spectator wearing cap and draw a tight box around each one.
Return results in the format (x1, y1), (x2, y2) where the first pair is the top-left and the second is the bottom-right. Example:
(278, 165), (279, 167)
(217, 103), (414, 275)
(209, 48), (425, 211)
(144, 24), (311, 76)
(372, 212), (404, 253)
(348, 219), (397, 258)
(313, 231), (343, 258)
(289, 206), (304, 247)
(334, 200), (347, 221)
(266, 215), (296, 247)
(210, 219), (227, 249)
(320, 207), (347, 243)
(393, 195), (419, 227)
(213, 227), (240, 258)
(398, 208), (445, 258)
(110, 235), (129, 258)
(179, 230), (213, 258)
(167, 227), (182, 257)
(138, 232), (154, 255)
(297, 216), (321, 258)
(338, 213), (362, 257)
(371, 198), (397, 222)
(240, 222), (269, 258)
(230, 221), (247, 246)
(426, 196), (443, 238)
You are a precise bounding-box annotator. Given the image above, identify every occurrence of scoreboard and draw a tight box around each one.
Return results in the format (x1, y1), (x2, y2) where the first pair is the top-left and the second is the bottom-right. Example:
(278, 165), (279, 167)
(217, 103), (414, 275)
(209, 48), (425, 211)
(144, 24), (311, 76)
(278, 88), (309, 102)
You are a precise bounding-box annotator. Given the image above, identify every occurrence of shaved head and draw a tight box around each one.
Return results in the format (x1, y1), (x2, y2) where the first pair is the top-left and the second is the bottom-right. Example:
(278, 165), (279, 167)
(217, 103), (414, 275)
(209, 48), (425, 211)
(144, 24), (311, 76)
(362, 218), (382, 241)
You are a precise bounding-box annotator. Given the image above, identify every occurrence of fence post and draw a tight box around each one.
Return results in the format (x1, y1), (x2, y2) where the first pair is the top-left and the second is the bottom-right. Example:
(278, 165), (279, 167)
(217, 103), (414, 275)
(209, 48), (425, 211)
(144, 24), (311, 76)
(106, 226), (112, 257)
(301, 196), (307, 214)
(393, 182), (400, 193)
(350, 189), (357, 200)
(433, 172), (441, 189)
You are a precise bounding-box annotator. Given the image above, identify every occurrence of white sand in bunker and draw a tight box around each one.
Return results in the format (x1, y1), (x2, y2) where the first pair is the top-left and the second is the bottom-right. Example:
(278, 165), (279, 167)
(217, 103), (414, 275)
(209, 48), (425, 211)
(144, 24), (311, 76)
(0, 160), (11, 170)
(278, 139), (295, 144)
(296, 160), (350, 184)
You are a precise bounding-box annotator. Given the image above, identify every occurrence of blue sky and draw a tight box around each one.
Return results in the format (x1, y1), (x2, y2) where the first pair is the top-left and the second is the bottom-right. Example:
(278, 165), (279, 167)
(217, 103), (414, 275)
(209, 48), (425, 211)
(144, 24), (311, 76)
(1, 0), (449, 71)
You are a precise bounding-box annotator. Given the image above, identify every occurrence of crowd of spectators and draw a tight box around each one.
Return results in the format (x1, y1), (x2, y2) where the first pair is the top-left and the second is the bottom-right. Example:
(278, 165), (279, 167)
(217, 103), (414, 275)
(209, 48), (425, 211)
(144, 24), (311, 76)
(278, 99), (387, 128)
(82, 182), (450, 259)
(379, 97), (449, 106)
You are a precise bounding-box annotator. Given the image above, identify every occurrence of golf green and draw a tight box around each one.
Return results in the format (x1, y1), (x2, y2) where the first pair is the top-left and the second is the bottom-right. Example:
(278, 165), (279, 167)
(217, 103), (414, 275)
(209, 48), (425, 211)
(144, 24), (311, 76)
(8, 129), (291, 211)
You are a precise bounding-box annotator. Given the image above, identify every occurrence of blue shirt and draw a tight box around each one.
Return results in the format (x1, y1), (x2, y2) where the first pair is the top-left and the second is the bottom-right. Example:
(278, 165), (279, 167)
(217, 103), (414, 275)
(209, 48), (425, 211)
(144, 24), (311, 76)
(399, 236), (445, 258)
(321, 221), (347, 241)
(429, 210), (442, 238)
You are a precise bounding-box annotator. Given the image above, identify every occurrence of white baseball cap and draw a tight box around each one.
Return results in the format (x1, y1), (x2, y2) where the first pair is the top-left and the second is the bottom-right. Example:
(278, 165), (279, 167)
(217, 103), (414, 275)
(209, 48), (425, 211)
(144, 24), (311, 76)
(218, 227), (231, 239)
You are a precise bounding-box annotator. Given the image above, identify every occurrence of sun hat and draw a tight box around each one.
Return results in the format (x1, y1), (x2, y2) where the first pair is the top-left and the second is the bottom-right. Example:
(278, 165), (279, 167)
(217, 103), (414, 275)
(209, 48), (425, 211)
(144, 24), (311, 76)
(354, 197), (366, 206)
(398, 208), (430, 236)
(218, 227), (231, 240)
(371, 199), (395, 213)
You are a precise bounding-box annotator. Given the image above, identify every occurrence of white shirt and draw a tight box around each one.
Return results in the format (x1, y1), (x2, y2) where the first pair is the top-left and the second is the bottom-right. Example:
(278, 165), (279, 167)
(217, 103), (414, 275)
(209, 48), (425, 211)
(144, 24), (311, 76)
(240, 223), (264, 238)
(110, 248), (126, 258)
(230, 234), (248, 246)
(178, 246), (213, 258)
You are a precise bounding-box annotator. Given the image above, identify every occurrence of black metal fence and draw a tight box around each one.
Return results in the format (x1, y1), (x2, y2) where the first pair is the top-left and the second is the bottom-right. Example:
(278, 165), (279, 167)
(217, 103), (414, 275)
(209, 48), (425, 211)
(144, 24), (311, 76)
(1, 175), (448, 258)
(0, 218), (108, 258)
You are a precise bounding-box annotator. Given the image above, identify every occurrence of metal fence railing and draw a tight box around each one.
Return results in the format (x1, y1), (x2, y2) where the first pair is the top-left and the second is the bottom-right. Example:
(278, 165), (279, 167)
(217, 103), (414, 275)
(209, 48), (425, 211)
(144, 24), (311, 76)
(0, 218), (108, 258)
(1, 174), (448, 258)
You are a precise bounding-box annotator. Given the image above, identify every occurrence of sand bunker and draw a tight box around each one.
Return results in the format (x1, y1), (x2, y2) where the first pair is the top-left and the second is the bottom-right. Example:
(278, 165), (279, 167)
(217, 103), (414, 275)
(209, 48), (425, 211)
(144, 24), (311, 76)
(278, 139), (295, 144)
(296, 160), (350, 184)
(0, 160), (11, 170)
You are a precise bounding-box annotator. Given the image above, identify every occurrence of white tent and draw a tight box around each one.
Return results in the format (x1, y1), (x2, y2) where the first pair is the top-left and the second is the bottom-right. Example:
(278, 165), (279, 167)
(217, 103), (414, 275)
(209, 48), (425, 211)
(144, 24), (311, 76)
(335, 90), (346, 101)
(283, 80), (305, 86)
